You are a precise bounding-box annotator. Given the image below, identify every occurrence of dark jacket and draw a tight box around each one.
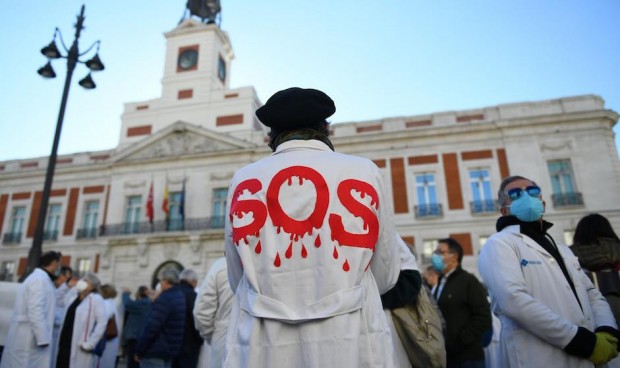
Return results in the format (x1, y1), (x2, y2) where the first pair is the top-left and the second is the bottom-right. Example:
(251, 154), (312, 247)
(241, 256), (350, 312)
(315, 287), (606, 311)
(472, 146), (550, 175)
(435, 266), (491, 364)
(571, 237), (620, 325)
(178, 280), (204, 350)
(136, 285), (186, 360)
(121, 292), (151, 342)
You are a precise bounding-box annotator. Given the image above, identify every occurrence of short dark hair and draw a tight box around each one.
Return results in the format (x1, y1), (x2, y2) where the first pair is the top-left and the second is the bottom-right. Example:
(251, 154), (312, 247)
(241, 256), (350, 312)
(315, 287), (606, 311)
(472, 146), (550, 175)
(267, 121), (330, 151)
(573, 213), (620, 244)
(438, 238), (464, 264)
(60, 266), (73, 277)
(101, 284), (118, 299)
(39, 251), (61, 267)
(137, 285), (150, 299)
(497, 175), (537, 208)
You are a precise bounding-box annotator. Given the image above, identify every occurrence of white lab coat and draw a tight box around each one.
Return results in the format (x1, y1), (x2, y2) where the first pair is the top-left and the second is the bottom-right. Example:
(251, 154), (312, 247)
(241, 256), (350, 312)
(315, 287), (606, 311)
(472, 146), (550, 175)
(51, 283), (73, 366)
(224, 139), (400, 368)
(58, 292), (108, 368)
(478, 224), (618, 368)
(1, 268), (56, 368)
(194, 257), (234, 368)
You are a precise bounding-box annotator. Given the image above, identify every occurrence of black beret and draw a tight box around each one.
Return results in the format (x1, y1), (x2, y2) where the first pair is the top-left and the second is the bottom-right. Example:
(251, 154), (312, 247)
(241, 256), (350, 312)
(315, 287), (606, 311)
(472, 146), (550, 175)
(256, 87), (336, 129)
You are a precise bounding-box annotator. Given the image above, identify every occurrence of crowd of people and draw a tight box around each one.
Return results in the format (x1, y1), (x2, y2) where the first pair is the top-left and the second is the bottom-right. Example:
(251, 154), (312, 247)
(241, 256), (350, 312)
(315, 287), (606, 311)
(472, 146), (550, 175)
(2, 87), (620, 368)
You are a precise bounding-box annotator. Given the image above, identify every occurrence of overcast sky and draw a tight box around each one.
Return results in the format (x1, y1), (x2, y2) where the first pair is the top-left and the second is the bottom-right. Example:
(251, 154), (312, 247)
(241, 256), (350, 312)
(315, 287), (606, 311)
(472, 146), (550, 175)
(0, 0), (618, 161)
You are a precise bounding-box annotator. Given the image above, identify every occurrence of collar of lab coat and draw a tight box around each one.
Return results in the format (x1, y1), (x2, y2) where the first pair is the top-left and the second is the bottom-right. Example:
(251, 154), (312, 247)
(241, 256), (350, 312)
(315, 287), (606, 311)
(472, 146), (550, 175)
(273, 139), (333, 155)
(504, 224), (555, 258)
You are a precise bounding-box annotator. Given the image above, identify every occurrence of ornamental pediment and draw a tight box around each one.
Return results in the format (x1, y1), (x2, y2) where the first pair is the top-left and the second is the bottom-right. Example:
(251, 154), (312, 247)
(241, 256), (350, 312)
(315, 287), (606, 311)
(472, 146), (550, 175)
(114, 121), (254, 162)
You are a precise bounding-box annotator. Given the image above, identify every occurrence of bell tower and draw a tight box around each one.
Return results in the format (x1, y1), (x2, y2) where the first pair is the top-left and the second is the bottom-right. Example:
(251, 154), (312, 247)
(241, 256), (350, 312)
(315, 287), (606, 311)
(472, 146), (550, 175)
(117, 14), (264, 151)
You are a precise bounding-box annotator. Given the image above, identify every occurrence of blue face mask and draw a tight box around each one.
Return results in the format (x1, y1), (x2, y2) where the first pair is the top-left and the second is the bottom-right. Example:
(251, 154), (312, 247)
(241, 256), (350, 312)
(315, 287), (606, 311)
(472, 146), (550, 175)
(431, 253), (445, 273)
(508, 193), (544, 222)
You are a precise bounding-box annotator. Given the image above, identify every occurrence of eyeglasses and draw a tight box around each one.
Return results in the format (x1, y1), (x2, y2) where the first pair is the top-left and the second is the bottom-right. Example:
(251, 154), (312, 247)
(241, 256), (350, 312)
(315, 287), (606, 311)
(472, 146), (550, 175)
(506, 185), (541, 201)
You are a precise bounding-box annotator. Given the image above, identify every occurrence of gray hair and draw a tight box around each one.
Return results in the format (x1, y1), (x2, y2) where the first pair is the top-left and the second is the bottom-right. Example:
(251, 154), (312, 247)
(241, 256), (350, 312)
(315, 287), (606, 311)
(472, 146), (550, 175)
(82, 272), (101, 291)
(497, 175), (537, 208)
(160, 269), (180, 285)
(179, 269), (198, 283)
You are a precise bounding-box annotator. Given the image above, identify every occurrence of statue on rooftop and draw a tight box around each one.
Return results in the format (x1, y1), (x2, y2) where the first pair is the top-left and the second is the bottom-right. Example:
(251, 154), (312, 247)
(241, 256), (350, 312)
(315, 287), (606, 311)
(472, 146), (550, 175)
(179, 0), (221, 25)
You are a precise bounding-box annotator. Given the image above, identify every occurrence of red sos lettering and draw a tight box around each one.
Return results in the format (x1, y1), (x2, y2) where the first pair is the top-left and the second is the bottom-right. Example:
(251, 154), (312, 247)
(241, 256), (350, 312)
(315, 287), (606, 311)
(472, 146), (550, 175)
(230, 166), (379, 250)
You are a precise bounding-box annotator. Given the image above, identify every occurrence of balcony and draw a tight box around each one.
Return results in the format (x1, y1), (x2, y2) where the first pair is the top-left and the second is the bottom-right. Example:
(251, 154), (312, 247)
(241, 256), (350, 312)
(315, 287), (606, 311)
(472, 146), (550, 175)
(100, 216), (226, 237)
(43, 230), (59, 241)
(2, 232), (22, 244)
(551, 192), (584, 207)
(470, 200), (499, 215)
(414, 203), (443, 219)
(0, 271), (14, 282)
(76, 227), (98, 240)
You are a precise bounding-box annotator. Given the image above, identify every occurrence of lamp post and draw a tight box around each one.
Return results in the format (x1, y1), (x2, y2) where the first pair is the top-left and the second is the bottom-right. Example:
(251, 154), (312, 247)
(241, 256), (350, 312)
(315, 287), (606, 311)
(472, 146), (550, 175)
(20, 5), (104, 281)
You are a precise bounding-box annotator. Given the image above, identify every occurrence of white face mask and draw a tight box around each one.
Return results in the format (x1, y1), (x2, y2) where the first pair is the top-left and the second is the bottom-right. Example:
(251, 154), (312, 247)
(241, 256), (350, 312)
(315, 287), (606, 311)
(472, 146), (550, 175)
(75, 279), (89, 293)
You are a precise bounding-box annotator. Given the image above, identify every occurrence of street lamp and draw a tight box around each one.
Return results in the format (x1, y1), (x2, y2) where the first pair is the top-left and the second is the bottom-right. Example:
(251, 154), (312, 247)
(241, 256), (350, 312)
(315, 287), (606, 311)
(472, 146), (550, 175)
(20, 5), (104, 281)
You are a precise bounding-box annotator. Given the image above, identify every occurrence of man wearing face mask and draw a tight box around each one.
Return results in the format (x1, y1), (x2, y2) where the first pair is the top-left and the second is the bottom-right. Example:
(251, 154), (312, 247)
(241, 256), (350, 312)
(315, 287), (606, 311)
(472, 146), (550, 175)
(1, 251), (61, 368)
(478, 175), (620, 367)
(431, 238), (491, 368)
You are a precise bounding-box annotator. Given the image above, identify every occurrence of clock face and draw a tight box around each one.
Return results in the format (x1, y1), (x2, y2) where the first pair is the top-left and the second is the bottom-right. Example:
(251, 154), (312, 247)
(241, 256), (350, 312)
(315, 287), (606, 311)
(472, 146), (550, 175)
(178, 49), (198, 70)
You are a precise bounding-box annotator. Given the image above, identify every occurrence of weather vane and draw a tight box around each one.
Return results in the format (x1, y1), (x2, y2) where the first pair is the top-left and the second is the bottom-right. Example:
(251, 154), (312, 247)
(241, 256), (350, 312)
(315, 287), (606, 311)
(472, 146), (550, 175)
(180, 0), (221, 26)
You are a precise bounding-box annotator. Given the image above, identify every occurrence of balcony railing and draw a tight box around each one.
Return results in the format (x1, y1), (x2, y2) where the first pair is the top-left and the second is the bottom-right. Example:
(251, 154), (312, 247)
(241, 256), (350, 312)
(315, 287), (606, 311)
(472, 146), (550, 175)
(76, 227), (98, 240)
(0, 271), (14, 282)
(43, 230), (59, 241)
(2, 232), (22, 244)
(100, 216), (226, 237)
(551, 192), (584, 207)
(414, 203), (443, 218)
(470, 199), (499, 215)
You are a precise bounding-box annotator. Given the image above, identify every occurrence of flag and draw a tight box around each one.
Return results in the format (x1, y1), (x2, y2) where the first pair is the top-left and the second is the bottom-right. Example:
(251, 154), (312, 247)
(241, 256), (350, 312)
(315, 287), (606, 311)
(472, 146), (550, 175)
(162, 184), (169, 218)
(179, 180), (186, 222)
(146, 182), (154, 224)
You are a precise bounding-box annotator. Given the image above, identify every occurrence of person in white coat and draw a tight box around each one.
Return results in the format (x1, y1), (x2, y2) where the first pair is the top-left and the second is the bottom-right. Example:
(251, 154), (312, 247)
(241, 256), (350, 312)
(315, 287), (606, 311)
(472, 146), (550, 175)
(1, 251), (62, 368)
(193, 256), (234, 368)
(478, 175), (620, 367)
(55, 272), (108, 368)
(224, 87), (401, 368)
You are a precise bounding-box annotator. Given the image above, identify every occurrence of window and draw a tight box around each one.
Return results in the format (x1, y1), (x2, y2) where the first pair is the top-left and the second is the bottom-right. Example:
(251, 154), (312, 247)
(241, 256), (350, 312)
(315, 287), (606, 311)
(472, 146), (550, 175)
(414, 173), (441, 218)
(0, 261), (15, 281)
(217, 55), (226, 82)
(76, 258), (91, 278)
(124, 195), (142, 234)
(548, 160), (583, 206)
(212, 188), (228, 228)
(44, 204), (61, 241)
(78, 201), (99, 239)
(168, 192), (184, 231)
(469, 168), (496, 214)
(3, 206), (25, 244)
(421, 239), (439, 264)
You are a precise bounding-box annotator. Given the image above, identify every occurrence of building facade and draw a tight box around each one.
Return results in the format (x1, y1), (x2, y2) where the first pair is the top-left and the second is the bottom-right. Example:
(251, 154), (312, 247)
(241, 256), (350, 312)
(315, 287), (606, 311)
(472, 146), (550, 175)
(1, 18), (619, 287)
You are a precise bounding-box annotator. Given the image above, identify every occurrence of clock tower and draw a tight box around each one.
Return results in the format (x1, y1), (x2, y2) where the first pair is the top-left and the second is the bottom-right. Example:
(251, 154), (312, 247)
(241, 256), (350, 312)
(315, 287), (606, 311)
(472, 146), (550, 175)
(118, 18), (264, 150)
(161, 19), (232, 98)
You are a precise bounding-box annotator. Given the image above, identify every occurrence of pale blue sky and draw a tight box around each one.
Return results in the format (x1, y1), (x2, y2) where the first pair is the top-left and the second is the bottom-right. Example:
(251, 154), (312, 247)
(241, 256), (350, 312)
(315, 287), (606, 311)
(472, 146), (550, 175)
(0, 1), (619, 161)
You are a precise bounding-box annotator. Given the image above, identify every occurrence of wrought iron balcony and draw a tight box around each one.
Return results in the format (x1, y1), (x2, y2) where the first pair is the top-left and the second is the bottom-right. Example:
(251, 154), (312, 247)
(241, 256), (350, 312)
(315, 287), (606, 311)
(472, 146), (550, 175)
(0, 271), (14, 282)
(76, 227), (98, 240)
(414, 203), (443, 218)
(551, 192), (584, 207)
(43, 230), (59, 241)
(2, 232), (22, 244)
(100, 216), (226, 237)
(470, 199), (499, 215)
